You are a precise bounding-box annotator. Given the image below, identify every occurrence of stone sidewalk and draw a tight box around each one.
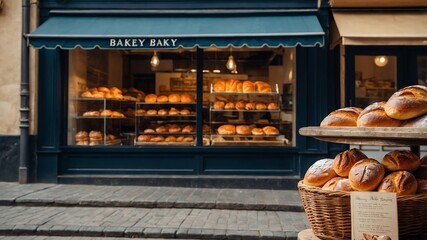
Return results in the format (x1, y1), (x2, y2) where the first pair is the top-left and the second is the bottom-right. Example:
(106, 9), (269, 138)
(0, 182), (309, 239)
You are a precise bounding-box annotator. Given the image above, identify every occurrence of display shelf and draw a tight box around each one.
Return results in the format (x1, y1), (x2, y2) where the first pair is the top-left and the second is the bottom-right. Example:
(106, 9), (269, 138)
(211, 135), (288, 146)
(209, 108), (280, 113)
(137, 132), (196, 136)
(210, 83), (280, 95)
(136, 102), (196, 105)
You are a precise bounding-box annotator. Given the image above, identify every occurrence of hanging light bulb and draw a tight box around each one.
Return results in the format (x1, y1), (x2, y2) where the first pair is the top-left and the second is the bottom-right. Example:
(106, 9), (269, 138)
(374, 56), (388, 67)
(150, 51), (160, 67)
(231, 64), (238, 74)
(226, 55), (236, 71)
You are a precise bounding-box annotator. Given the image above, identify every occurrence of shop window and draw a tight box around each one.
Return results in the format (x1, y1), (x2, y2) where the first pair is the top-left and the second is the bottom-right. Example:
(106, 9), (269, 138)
(67, 47), (296, 147)
(418, 56), (427, 86)
(354, 55), (397, 108)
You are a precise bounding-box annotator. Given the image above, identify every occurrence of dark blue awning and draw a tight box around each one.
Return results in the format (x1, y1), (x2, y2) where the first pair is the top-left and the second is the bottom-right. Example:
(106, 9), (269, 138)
(28, 14), (325, 49)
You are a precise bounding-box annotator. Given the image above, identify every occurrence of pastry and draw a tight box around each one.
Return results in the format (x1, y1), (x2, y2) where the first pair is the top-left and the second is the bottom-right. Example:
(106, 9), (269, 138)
(157, 95), (169, 103)
(100, 109), (112, 117)
(180, 109), (191, 115)
(242, 81), (255, 93)
(168, 93), (181, 102)
(150, 136), (165, 142)
(225, 102), (235, 110)
(236, 125), (251, 135)
(144, 128), (155, 133)
(378, 171), (418, 196)
(83, 111), (100, 117)
(218, 124), (236, 135)
(137, 135), (151, 142)
(381, 150), (421, 172)
(322, 177), (354, 191)
(333, 148), (367, 177)
(320, 107), (363, 127)
(164, 136), (177, 142)
(89, 131), (103, 141)
(136, 109), (146, 115)
(156, 126), (168, 133)
(384, 85), (427, 120)
(267, 102), (279, 110)
(251, 128), (265, 135)
(245, 102), (256, 110)
(348, 158), (385, 191)
(169, 107), (180, 115)
(146, 109), (158, 115)
(262, 126), (279, 135)
(303, 158), (337, 187)
(91, 92), (105, 98)
(144, 94), (157, 103)
(202, 124), (211, 134)
(181, 93), (195, 103)
(168, 125), (182, 133)
(182, 125), (195, 133)
(225, 79), (241, 92)
(213, 80), (226, 92)
(235, 101), (245, 110)
(97, 86), (110, 93)
(357, 102), (402, 127)
(255, 103), (267, 110)
(75, 131), (89, 142)
(213, 101), (225, 110)
(110, 87), (122, 95)
(254, 81), (272, 92)
(81, 91), (92, 98)
(111, 111), (125, 118)
(158, 109), (168, 115)
(182, 136), (194, 142)
(176, 136), (185, 142)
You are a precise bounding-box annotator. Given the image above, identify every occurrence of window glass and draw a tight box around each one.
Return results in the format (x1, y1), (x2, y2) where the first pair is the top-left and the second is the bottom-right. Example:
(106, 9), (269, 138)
(417, 56), (427, 86)
(67, 47), (296, 147)
(354, 55), (397, 108)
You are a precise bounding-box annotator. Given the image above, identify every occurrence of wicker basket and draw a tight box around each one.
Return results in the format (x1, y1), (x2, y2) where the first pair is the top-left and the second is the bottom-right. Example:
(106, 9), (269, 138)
(298, 181), (427, 240)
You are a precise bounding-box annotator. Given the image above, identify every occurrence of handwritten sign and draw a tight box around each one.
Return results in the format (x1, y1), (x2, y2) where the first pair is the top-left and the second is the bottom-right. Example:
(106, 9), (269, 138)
(351, 191), (398, 240)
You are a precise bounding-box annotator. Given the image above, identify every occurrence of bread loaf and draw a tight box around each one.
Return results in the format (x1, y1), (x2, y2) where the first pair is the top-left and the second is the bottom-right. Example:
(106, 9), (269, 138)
(417, 179), (427, 194)
(236, 125), (251, 135)
(181, 93), (195, 103)
(213, 80), (226, 92)
(357, 102), (402, 127)
(242, 81), (255, 93)
(213, 101), (225, 110)
(262, 126), (279, 135)
(235, 101), (245, 110)
(381, 150), (420, 172)
(402, 114), (427, 127)
(218, 124), (236, 135)
(322, 177), (353, 191)
(255, 103), (267, 110)
(348, 158), (385, 191)
(384, 85), (427, 120)
(168, 93), (181, 102)
(377, 171), (417, 196)
(303, 158), (337, 187)
(333, 148), (367, 177)
(254, 81), (272, 93)
(144, 94), (157, 103)
(225, 79), (241, 92)
(137, 134), (151, 142)
(225, 102), (235, 110)
(320, 107), (363, 127)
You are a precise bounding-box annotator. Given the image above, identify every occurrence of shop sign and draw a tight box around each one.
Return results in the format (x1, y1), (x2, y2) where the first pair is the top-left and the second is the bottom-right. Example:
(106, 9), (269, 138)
(109, 38), (178, 48)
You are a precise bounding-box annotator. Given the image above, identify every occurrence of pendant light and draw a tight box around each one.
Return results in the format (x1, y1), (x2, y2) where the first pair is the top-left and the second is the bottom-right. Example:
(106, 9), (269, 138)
(226, 48), (236, 71)
(374, 56), (388, 67)
(150, 51), (160, 67)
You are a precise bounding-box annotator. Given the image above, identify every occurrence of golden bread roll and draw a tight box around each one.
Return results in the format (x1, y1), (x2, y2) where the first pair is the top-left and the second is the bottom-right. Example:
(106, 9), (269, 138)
(111, 111), (125, 118)
(104, 92), (114, 99)
(180, 109), (191, 115)
(83, 111), (100, 117)
(156, 126), (168, 133)
(180, 93), (195, 103)
(348, 158), (385, 191)
(333, 148), (367, 177)
(255, 103), (267, 110)
(218, 124), (236, 135)
(97, 86), (110, 93)
(182, 125), (195, 133)
(136, 109), (146, 115)
(144, 94), (157, 103)
(112, 93), (124, 100)
(267, 102), (279, 110)
(381, 150), (420, 172)
(91, 92), (105, 98)
(236, 125), (252, 135)
(158, 109), (168, 115)
(320, 107), (363, 127)
(235, 101), (245, 110)
(164, 136), (177, 142)
(303, 158), (337, 187)
(168, 93), (181, 102)
(147, 109), (158, 115)
(81, 91), (92, 98)
(378, 171), (417, 196)
(150, 136), (165, 142)
(417, 179), (427, 194)
(245, 102), (256, 110)
(402, 114), (427, 127)
(357, 102), (402, 127)
(176, 136), (185, 142)
(182, 136), (194, 142)
(75, 131), (89, 141)
(251, 128), (265, 135)
(168, 107), (180, 115)
(213, 80), (226, 92)
(89, 131), (103, 141)
(322, 177), (354, 191)
(225, 79), (241, 92)
(254, 81), (272, 93)
(236, 81), (243, 93)
(110, 87), (122, 95)
(213, 101), (225, 110)
(415, 155), (427, 179)
(242, 81), (256, 93)
(262, 126), (279, 135)
(100, 109), (112, 117)
(168, 125), (182, 133)
(157, 95), (169, 103)
(384, 85), (427, 120)
(144, 128), (155, 133)
(137, 135), (151, 142)
(202, 124), (211, 134)
(225, 102), (235, 110)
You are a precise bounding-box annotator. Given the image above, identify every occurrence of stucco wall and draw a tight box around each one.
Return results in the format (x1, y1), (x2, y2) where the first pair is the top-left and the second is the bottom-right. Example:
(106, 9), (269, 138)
(0, 0), (21, 135)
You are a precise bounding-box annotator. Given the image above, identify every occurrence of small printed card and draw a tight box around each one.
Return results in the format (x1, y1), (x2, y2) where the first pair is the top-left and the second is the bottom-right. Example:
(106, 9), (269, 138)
(351, 191), (398, 240)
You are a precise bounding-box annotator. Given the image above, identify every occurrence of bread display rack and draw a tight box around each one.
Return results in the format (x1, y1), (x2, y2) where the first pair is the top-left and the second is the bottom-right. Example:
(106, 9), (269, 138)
(134, 101), (197, 146)
(209, 83), (289, 146)
(73, 97), (135, 146)
(298, 126), (427, 239)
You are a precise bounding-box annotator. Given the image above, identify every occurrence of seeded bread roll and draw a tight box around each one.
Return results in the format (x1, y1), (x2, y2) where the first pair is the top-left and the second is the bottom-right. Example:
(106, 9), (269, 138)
(381, 150), (421, 172)
(322, 177), (354, 191)
(333, 148), (367, 177)
(303, 158), (337, 187)
(320, 107), (363, 127)
(378, 171), (417, 196)
(349, 158), (385, 191)
(384, 85), (427, 120)
(357, 102), (402, 127)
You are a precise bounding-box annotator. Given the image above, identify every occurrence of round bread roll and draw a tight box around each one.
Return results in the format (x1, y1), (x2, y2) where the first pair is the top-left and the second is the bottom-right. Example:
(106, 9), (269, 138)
(158, 109), (168, 115)
(213, 101), (225, 110)
(254, 81), (272, 93)
(251, 127), (265, 135)
(146, 109), (158, 115)
(235, 101), (245, 110)
(136, 109), (146, 115)
(110, 87), (122, 95)
(168, 107), (180, 115)
(182, 136), (194, 142)
(417, 179), (427, 194)
(164, 136), (177, 142)
(245, 102), (256, 110)
(150, 136), (165, 142)
(100, 109), (112, 117)
(97, 86), (110, 93)
(213, 80), (226, 92)
(415, 155), (427, 179)
(81, 91), (92, 98)
(144, 94), (157, 103)
(320, 107), (363, 127)
(357, 102), (402, 127)
(156, 126), (168, 133)
(168, 93), (181, 102)
(83, 111), (100, 117)
(322, 177), (354, 191)
(168, 125), (182, 133)
(262, 126), (279, 135)
(384, 85), (427, 120)
(75, 131), (89, 141)
(137, 135), (151, 142)
(176, 136), (185, 142)
(180, 109), (191, 115)
(157, 95), (169, 103)
(181, 93), (195, 103)
(267, 102), (279, 110)
(333, 148), (367, 177)
(225, 102), (235, 110)
(348, 158), (385, 191)
(242, 81), (255, 93)
(402, 114), (427, 127)
(89, 131), (103, 141)
(144, 128), (155, 133)
(218, 124), (236, 135)
(255, 103), (267, 110)
(378, 171), (417, 196)
(111, 111), (125, 118)
(104, 92), (114, 99)
(182, 125), (195, 133)
(91, 92), (105, 98)
(381, 150), (420, 172)
(236, 125), (251, 135)
(225, 79), (241, 92)
(303, 158), (337, 187)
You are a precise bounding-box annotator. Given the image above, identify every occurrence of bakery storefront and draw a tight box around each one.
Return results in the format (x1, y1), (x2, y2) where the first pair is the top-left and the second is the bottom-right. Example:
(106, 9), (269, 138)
(27, 0), (335, 185)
